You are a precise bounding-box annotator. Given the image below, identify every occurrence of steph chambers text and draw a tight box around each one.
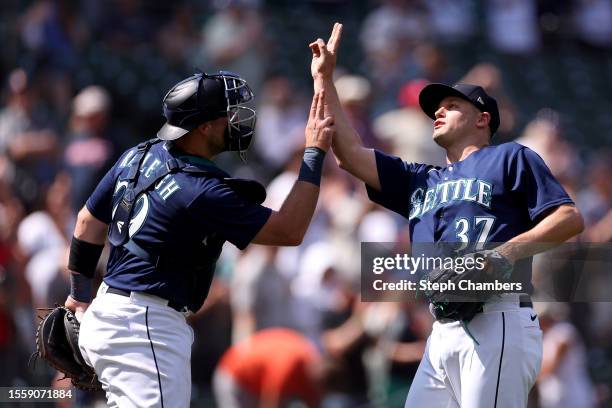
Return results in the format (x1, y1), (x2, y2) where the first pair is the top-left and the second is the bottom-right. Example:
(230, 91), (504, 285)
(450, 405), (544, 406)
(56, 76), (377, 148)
(372, 279), (523, 292)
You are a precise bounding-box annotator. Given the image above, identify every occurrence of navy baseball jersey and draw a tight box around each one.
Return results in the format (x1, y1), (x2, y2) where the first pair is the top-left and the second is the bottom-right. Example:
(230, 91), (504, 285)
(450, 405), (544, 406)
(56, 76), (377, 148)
(366, 142), (574, 291)
(86, 140), (271, 308)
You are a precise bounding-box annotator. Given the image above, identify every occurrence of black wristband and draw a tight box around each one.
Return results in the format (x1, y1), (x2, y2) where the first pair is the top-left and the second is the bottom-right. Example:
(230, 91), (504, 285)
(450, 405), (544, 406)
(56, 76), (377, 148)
(70, 272), (93, 303)
(297, 147), (326, 186)
(68, 237), (104, 278)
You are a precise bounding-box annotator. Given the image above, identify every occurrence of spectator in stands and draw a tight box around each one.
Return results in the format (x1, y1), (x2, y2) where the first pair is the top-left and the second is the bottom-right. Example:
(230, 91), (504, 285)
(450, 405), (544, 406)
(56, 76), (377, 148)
(516, 110), (580, 195)
(0, 266), (33, 386)
(98, 0), (155, 50)
(373, 79), (446, 166)
(412, 44), (451, 84)
(319, 292), (374, 408)
(291, 241), (352, 345)
(213, 328), (322, 408)
(486, 0), (541, 54)
(423, 0), (477, 44)
(576, 152), (612, 227)
(16, 172), (71, 308)
(63, 85), (116, 214)
(360, 0), (428, 115)
(253, 76), (307, 174)
(230, 245), (296, 341)
(537, 302), (596, 408)
(334, 75), (379, 149)
(0, 68), (58, 209)
(360, 0), (430, 58)
(577, 152), (612, 243)
(19, 0), (87, 72)
(201, 0), (266, 92)
(366, 301), (432, 408)
(460, 63), (518, 137)
(156, 5), (200, 68)
(573, 0), (612, 49)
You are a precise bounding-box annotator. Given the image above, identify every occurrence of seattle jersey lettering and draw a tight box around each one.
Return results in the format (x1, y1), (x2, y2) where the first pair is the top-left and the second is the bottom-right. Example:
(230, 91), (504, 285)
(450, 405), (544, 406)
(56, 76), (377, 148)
(409, 178), (492, 220)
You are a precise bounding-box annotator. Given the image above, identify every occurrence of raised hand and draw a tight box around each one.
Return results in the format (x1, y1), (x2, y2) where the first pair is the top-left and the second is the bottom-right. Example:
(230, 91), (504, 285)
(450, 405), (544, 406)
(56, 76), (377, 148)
(305, 91), (334, 152)
(309, 22), (343, 80)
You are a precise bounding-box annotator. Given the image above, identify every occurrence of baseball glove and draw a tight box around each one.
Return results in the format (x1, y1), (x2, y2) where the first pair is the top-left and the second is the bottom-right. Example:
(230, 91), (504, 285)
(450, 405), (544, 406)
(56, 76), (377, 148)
(34, 306), (102, 391)
(423, 250), (513, 323)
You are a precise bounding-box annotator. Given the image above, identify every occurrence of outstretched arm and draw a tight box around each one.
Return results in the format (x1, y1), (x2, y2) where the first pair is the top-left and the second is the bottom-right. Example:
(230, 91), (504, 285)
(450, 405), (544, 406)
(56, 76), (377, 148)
(252, 91), (334, 246)
(309, 23), (381, 190)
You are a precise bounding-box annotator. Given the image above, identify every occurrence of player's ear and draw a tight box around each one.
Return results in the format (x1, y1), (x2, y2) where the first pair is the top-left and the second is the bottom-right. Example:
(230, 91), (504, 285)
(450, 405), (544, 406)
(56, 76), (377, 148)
(476, 112), (491, 130)
(196, 121), (212, 136)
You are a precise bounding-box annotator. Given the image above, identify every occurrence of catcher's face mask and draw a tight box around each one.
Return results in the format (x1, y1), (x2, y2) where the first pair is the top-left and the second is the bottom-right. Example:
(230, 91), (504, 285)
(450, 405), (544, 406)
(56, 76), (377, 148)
(158, 70), (256, 162)
(217, 71), (256, 162)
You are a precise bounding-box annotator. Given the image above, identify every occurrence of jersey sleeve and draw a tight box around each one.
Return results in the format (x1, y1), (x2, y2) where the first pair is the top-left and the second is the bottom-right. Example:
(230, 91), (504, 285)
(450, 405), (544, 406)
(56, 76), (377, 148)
(365, 150), (424, 218)
(85, 164), (118, 224)
(510, 146), (574, 221)
(188, 181), (272, 250)
(84, 147), (137, 224)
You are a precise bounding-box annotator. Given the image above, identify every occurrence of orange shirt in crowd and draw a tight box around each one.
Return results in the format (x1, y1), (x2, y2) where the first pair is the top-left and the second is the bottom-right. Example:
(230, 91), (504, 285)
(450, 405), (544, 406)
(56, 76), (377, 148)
(218, 328), (321, 406)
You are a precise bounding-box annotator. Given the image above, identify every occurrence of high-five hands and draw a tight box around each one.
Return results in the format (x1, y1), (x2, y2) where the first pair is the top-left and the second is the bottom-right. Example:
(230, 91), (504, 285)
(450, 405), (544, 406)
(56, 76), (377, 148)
(309, 22), (343, 80)
(305, 91), (335, 152)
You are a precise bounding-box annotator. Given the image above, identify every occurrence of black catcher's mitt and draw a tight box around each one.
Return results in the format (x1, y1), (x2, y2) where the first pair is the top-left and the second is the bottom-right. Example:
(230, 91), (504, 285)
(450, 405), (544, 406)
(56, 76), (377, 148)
(424, 250), (513, 323)
(34, 306), (102, 391)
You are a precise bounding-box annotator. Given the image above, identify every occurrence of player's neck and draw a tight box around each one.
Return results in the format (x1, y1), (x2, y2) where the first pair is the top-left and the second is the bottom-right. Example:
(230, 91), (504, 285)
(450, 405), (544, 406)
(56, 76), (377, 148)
(445, 142), (488, 164)
(174, 135), (217, 160)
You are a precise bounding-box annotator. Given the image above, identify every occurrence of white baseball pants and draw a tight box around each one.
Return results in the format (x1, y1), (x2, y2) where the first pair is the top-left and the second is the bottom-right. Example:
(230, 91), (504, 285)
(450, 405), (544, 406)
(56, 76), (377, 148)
(405, 296), (543, 408)
(78, 282), (194, 408)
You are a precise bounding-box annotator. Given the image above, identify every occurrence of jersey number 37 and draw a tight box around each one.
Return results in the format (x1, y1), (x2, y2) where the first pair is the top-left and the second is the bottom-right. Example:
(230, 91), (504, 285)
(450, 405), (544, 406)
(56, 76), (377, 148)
(455, 216), (495, 250)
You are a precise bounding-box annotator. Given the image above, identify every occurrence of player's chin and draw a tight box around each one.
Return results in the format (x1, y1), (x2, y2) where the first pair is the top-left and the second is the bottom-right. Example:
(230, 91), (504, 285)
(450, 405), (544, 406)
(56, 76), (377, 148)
(432, 130), (446, 145)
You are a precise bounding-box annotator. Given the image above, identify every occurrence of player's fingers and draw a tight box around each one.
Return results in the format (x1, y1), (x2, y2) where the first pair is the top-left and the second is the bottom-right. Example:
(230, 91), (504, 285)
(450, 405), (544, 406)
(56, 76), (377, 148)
(315, 38), (328, 55)
(327, 23), (336, 47)
(328, 23), (343, 53)
(316, 91), (326, 120)
(309, 91), (319, 120)
(320, 116), (334, 128)
(309, 41), (320, 57)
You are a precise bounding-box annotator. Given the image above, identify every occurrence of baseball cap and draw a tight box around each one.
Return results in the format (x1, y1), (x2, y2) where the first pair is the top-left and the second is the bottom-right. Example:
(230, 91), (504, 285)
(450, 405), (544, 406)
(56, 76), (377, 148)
(419, 83), (500, 135)
(157, 74), (227, 141)
(73, 86), (111, 117)
(335, 75), (371, 104)
(398, 78), (428, 108)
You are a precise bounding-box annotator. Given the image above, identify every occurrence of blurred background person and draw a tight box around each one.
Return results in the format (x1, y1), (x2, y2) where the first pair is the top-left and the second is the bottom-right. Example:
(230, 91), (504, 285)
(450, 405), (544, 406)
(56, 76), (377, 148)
(16, 172), (71, 308)
(213, 328), (322, 408)
(486, 0), (541, 55)
(536, 302), (596, 408)
(0, 68), (58, 210)
(63, 85), (117, 214)
(373, 78), (446, 166)
(201, 0), (266, 92)
(253, 75), (307, 175)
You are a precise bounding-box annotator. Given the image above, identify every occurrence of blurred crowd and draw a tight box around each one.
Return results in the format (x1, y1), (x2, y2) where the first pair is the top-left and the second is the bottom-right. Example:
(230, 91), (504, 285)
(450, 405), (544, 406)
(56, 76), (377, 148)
(0, 0), (611, 407)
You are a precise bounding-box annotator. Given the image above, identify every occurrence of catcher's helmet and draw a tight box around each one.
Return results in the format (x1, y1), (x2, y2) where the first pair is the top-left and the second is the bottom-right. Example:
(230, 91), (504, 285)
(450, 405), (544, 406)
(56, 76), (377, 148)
(157, 71), (256, 161)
